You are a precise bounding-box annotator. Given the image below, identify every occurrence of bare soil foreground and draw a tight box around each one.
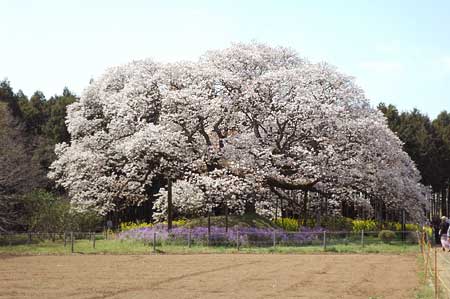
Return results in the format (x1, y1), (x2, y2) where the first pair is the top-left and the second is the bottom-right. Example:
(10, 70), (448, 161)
(0, 254), (418, 299)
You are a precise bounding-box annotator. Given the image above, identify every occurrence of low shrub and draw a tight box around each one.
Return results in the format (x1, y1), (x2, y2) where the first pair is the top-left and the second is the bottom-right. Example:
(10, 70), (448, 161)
(381, 222), (401, 231)
(120, 221), (153, 232)
(378, 230), (396, 243)
(405, 223), (420, 231)
(422, 225), (432, 237)
(320, 216), (353, 231)
(382, 222), (420, 232)
(20, 190), (102, 233)
(120, 219), (187, 232)
(352, 219), (377, 232)
(172, 219), (188, 227)
(273, 218), (298, 231)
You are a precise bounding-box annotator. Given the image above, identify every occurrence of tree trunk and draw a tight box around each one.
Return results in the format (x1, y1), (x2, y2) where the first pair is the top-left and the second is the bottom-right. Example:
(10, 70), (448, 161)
(448, 184), (450, 217)
(167, 177), (173, 231)
(275, 198), (278, 221)
(438, 192), (442, 217)
(207, 210), (211, 235)
(302, 190), (308, 226)
(244, 200), (256, 214)
(224, 204), (229, 233)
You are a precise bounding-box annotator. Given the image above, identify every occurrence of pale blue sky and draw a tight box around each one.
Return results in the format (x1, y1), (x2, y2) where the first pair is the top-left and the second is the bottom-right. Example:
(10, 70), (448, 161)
(2, 0), (449, 117)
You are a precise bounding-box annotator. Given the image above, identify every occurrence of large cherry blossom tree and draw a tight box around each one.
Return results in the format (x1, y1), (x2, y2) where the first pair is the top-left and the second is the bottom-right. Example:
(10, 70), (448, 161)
(49, 42), (428, 222)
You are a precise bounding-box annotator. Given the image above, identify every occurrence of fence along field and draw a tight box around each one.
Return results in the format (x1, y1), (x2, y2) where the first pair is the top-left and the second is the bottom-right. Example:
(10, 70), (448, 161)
(419, 234), (450, 299)
(0, 229), (420, 254)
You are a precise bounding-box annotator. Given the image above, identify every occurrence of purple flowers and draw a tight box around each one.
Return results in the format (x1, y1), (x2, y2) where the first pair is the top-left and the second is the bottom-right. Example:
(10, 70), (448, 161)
(118, 225), (326, 247)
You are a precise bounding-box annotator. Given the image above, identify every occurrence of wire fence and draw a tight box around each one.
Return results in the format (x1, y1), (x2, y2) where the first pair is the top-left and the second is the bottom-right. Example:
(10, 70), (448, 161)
(0, 229), (420, 252)
(119, 230), (419, 248)
(0, 231), (112, 250)
(419, 232), (450, 299)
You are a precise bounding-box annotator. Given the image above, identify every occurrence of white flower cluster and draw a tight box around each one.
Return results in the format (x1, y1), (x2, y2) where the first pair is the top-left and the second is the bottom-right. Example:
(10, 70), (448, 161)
(49, 42), (428, 221)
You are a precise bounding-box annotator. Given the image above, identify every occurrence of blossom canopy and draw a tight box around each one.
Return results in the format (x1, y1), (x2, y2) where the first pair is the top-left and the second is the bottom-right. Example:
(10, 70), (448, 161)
(49, 42), (428, 221)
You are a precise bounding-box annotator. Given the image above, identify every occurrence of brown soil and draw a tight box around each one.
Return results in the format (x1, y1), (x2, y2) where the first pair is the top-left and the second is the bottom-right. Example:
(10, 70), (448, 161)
(0, 254), (418, 299)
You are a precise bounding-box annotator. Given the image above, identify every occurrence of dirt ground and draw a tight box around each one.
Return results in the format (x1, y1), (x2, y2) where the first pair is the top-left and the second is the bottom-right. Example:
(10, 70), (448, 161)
(0, 254), (418, 299)
(436, 250), (450, 295)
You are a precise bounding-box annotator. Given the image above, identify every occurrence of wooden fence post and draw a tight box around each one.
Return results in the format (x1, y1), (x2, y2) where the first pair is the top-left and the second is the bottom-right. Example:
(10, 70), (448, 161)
(323, 231), (327, 251)
(425, 242), (430, 281)
(64, 232), (67, 247)
(272, 230), (276, 248)
(422, 232), (426, 257)
(417, 231), (423, 255)
(435, 248), (438, 299)
(92, 233), (96, 249)
(361, 229), (365, 248)
(153, 232), (156, 253)
(236, 230), (240, 251)
(70, 232), (74, 253)
(188, 229), (192, 248)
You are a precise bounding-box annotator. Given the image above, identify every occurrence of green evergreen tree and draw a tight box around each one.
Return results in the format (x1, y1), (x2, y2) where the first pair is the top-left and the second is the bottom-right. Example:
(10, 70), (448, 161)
(42, 87), (76, 143)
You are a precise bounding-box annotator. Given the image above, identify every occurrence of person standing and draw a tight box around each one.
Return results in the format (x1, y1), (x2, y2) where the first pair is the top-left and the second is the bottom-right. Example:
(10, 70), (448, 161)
(439, 216), (450, 251)
(433, 216), (441, 245)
